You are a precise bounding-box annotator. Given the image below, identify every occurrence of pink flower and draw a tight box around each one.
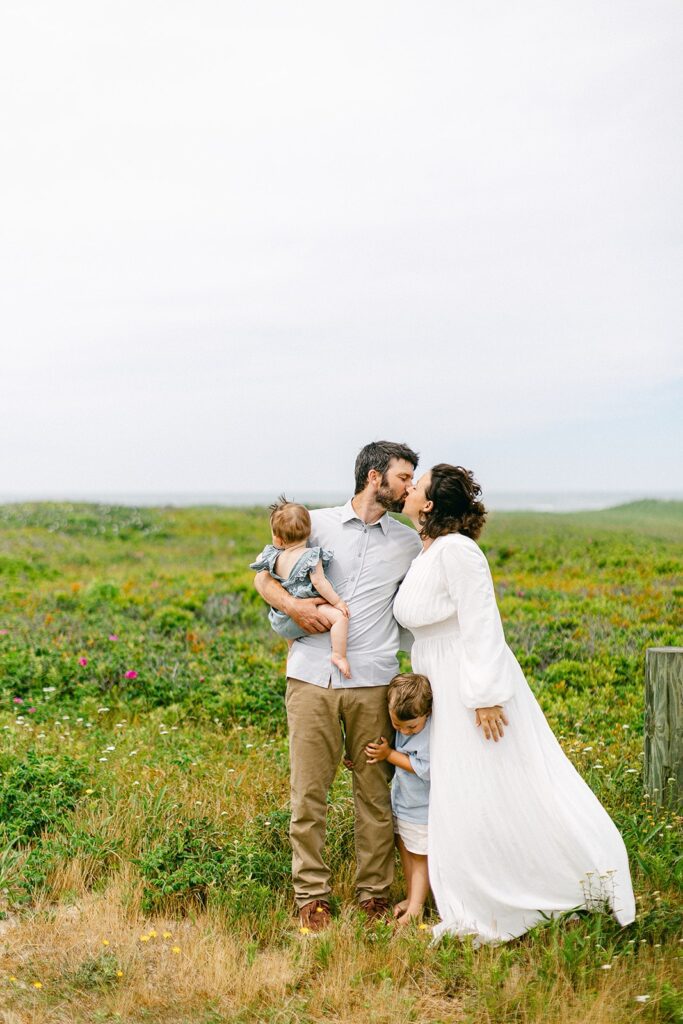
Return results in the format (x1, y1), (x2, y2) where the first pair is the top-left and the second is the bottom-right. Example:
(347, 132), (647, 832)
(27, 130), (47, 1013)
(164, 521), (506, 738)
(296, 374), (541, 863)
(124, 670), (138, 680)
(0, 629), (8, 635)
(108, 634), (119, 642)
(13, 697), (23, 704)
(28, 707), (36, 713)
(78, 657), (88, 667)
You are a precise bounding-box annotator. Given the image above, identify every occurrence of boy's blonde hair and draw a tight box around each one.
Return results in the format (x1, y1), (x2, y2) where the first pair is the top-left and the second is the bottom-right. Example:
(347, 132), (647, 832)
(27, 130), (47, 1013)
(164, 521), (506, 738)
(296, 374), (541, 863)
(269, 495), (311, 545)
(387, 673), (432, 721)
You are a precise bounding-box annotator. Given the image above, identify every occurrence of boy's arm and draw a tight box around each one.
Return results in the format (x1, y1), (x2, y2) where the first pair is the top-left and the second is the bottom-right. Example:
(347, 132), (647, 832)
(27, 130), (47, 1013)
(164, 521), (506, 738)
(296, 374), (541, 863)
(253, 571), (328, 633)
(364, 737), (414, 773)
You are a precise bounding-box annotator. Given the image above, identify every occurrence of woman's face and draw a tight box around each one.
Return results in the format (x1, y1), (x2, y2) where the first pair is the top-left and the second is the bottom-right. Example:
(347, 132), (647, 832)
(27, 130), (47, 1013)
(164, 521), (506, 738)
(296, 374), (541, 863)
(402, 471), (432, 521)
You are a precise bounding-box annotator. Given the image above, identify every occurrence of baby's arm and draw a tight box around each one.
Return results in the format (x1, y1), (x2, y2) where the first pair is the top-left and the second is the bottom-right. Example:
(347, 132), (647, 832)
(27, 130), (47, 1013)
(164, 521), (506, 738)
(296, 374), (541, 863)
(309, 561), (349, 616)
(254, 572), (328, 633)
(364, 737), (414, 772)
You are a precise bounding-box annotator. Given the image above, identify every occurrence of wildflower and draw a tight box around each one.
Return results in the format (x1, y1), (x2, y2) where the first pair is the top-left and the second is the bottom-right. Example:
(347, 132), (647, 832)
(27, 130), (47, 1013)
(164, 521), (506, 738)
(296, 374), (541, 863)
(148, 930), (157, 938)
(172, 946), (181, 954)
(162, 931), (172, 938)
(97, 707), (109, 714)
(600, 964), (612, 970)
(109, 634), (119, 641)
(32, 981), (43, 988)
(246, 743), (254, 749)
(0, 629), (8, 635)
(98, 757), (108, 762)
(418, 923), (429, 930)
(634, 995), (650, 1003)
(102, 939), (109, 946)
(299, 927), (311, 935)
(13, 697), (23, 704)
(625, 768), (637, 774)
(28, 707), (36, 713)
(124, 671), (138, 680)
(9, 976), (17, 982)
(85, 788), (94, 795)
(132, 781), (140, 786)
(129, 750), (138, 756)
(78, 657), (88, 667)
(116, 970), (123, 977)
(139, 935), (150, 942)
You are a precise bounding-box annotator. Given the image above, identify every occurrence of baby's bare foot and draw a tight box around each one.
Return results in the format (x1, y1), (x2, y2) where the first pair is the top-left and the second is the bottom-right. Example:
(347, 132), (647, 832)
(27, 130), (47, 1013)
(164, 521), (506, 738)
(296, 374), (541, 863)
(393, 900), (408, 918)
(331, 655), (351, 679)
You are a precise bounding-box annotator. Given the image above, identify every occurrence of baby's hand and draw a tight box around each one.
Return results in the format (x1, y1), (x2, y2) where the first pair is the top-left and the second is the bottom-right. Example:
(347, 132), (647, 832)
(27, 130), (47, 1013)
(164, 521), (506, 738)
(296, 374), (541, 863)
(335, 600), (350, 618)
(364, 736), (391, 763)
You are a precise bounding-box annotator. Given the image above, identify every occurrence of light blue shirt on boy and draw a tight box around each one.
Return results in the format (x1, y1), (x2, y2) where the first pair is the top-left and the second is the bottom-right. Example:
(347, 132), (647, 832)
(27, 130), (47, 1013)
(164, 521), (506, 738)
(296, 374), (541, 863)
(391, 717), (431, 825)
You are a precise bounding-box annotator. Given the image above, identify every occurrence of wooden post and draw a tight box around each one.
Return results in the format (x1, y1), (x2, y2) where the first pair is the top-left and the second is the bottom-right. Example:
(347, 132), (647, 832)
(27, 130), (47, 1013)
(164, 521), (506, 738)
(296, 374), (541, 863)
(644, 647), (683, 810)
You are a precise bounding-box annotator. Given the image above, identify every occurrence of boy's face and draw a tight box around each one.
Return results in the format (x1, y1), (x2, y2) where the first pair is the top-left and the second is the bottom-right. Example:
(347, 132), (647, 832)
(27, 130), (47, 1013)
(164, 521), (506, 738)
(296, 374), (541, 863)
(389, 709), (428, 736)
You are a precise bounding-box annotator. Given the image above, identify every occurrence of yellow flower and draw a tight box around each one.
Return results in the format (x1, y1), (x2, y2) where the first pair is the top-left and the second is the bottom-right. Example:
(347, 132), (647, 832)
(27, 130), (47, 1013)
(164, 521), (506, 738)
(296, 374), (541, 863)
(85, 788), (94, 795)
(32, 981), (43, 989)
(148, 929), (157, 938)
(171, 946), (181, 954)
(162, 931), (172, 939)
(299, 927), (311, 935)
(9, 976), (17, 983)
(102, 939), (109, 946)
(116, 970), (123, 977)
(418, 923), (429, 930)
(139, 935), (150, 942)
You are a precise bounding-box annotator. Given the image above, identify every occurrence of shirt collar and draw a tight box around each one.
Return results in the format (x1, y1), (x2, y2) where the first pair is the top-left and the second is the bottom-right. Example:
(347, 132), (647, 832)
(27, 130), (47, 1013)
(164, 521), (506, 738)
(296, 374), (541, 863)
(340, 498), (390, 535)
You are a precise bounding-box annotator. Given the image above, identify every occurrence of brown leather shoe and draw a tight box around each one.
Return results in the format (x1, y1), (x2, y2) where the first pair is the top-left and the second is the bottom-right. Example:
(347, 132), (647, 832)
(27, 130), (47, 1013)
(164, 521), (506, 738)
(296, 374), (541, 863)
(359, 897), (391, 923)
(299, 899), (332, 932)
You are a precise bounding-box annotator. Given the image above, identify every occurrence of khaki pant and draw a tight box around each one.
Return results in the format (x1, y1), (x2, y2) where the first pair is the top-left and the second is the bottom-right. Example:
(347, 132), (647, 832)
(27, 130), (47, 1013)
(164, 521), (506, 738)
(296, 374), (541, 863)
(286, 677), (394, 908)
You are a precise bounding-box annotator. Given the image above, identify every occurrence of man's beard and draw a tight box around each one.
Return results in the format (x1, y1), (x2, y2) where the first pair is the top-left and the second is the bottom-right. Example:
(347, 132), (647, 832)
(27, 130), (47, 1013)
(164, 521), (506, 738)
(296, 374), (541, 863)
(376, 481), (406, 513)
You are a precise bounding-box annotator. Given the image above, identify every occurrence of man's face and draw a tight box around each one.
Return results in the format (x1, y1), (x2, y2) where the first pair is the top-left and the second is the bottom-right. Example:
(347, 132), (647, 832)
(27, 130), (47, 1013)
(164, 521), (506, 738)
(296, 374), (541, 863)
(375, 458), (416, 512)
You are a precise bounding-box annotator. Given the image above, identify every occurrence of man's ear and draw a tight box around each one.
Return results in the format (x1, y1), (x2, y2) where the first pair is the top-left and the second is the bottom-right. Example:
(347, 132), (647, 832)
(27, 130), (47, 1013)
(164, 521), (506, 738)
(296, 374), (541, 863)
(367, 468), (382, 489)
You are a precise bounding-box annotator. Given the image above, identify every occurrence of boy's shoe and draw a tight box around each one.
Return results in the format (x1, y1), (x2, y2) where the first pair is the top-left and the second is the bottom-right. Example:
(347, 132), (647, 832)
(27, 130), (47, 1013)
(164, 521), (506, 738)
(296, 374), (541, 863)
(299, 899), (332, 932)
(358, 897), (391, 923)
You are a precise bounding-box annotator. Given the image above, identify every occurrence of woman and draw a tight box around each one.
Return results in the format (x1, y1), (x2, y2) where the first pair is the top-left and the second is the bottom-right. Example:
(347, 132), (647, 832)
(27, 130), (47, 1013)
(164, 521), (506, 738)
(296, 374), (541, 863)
(394, 464), (635, 943)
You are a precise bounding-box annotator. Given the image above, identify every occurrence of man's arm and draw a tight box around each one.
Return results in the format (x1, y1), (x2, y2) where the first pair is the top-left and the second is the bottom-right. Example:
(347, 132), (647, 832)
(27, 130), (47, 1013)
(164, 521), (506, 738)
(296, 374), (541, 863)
(254, 571), (328, 634)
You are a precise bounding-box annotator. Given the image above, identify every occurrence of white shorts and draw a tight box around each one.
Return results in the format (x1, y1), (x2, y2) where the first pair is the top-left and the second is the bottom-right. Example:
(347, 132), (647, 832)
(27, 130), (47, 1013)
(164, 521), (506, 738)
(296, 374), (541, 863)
(393, 815), (428, 855)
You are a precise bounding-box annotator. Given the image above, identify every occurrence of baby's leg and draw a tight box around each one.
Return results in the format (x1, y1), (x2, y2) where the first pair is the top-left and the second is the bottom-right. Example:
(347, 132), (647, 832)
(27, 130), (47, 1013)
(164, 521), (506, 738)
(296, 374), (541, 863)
(316, 604), (350, 678)
(396, 852), (430, 924)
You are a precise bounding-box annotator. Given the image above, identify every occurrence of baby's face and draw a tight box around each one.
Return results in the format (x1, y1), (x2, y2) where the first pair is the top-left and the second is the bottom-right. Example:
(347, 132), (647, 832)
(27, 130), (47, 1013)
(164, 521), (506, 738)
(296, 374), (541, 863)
(390, 709), (428, 736)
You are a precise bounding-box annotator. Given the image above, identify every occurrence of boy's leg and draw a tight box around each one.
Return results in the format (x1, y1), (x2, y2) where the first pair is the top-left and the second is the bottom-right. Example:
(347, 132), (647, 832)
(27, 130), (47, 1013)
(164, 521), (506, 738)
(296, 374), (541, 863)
(394, 834), (412, 917)
(397, 853), (430, 923)
(286, 678), (344, 908)
(341, 685), (395, 904)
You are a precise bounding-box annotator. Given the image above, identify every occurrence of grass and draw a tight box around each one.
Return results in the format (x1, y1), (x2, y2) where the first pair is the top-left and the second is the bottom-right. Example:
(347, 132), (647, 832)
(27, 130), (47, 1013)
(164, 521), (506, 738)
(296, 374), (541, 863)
(0, 499), (681, 1023)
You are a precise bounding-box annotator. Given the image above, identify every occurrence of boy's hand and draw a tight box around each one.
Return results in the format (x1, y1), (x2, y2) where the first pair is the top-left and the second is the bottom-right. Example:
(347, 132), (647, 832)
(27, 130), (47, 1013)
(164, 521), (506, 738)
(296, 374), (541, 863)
(342, 756), (354, 770)
(365, 736), (391, 763)
(335, 599), (350, 618)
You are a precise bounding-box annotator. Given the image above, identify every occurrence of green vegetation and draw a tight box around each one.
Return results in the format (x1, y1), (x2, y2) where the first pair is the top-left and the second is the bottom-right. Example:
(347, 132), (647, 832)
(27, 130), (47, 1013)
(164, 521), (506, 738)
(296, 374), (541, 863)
(0, 500), (680, 1023)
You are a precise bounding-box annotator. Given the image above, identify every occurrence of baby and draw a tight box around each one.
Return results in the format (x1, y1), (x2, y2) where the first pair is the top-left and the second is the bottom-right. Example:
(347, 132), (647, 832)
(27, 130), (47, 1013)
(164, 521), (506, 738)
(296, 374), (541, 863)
(365, 672), (432, 924)
(250, 497), (352, 678)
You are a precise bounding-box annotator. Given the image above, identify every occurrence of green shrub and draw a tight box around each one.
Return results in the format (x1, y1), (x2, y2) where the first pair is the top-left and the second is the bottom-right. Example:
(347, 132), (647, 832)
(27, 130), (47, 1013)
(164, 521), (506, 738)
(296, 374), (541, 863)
(0, 751), (88, 842)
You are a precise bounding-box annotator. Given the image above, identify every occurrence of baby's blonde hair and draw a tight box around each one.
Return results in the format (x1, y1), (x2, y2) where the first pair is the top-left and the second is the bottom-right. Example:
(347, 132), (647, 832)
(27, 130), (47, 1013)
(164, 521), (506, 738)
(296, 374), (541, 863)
(269, 495), (311, 545)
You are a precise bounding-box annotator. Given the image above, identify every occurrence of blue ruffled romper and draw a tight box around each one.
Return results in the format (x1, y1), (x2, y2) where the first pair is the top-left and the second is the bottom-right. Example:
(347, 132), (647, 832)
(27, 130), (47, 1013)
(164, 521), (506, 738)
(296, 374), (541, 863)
(249, 544), (335, 640)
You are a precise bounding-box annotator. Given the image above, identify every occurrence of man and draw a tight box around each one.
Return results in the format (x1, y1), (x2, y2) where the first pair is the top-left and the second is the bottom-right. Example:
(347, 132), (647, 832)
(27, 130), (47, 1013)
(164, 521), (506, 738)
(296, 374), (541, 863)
(254, 441), (422, 930)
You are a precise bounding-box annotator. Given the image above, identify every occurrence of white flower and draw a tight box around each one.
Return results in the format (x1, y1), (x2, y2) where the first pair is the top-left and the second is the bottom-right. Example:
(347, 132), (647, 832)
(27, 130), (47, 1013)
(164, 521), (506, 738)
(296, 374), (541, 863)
(634, 995), (650, 1003)
(98, 757), (108, 762)
(600, 964), (612, 970)
(97, 707), (109, 714)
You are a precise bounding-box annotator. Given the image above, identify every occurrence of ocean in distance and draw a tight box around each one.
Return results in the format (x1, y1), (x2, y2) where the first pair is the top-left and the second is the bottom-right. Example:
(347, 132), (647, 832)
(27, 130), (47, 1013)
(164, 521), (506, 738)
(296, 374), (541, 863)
(1, 491), (681, 513)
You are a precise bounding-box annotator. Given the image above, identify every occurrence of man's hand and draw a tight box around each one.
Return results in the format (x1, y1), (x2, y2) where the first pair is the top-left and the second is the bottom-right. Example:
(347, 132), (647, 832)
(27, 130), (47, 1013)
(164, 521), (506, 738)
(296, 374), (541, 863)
(364, 736), (392, 763)
(475, 706), (509, 742)
(287, 596), (328, 634)
(335, 599), (350, 618)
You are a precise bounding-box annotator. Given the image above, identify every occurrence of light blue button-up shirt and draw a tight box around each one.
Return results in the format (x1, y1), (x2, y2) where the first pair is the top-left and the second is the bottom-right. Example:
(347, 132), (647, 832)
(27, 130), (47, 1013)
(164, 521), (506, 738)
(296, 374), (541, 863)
(285, 499), (422, 688)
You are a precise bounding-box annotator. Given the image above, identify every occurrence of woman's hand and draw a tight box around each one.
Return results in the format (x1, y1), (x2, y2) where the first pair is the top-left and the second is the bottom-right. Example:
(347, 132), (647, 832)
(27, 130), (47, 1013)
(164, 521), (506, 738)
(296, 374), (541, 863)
(364, 736), (391, 763)
(475, 706), (509, 742)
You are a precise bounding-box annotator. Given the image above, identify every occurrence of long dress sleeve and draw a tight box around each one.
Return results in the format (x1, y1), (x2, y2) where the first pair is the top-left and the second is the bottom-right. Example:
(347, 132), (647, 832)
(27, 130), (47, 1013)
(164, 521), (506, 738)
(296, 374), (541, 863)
(440, 536), (519, 709)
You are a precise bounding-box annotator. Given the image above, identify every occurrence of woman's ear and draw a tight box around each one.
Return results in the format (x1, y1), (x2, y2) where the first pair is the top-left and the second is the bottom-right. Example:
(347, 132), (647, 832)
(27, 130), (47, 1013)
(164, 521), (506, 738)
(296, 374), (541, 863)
(423, 500), (434, 514)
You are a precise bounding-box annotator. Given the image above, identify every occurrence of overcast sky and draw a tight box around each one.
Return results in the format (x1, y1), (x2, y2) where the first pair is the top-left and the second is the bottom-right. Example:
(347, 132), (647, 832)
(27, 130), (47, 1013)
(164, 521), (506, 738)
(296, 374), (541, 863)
(1, 1), (681, 497)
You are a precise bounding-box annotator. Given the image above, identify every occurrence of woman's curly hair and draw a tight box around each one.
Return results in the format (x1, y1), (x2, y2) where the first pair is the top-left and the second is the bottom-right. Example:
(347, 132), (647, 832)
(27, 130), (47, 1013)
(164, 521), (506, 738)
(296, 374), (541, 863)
(419, 464), (487, 541)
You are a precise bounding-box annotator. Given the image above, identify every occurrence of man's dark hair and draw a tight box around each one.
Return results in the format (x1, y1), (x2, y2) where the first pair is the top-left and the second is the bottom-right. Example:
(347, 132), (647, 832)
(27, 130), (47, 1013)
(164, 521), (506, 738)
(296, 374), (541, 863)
(354, 441), (419, 494)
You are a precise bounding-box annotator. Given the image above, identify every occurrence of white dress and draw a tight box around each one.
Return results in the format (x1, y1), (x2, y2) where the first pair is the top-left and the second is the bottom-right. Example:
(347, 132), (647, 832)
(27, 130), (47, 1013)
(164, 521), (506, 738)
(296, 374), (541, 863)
(393, 533), (636, 943)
